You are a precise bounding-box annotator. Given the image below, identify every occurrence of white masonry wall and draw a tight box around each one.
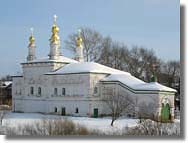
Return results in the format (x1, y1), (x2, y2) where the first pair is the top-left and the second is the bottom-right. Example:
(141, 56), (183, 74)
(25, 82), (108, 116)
(100, 82), (175, 120)
(12, 71), (109, 117)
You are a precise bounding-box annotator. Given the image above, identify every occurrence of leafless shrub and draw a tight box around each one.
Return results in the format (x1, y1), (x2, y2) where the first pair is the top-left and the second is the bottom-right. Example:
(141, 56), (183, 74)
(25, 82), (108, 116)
(5, 118), (90, 136)
(5, 126), (18, 135)
(0, 111), (8, 125)
(126, 119), (180, 136)
(103, 89), (135, 126)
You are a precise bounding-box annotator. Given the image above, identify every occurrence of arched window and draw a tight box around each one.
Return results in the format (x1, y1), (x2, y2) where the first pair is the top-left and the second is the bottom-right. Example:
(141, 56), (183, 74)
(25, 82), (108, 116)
(38, 87), (41, 95)
(30, 87), (34, 95)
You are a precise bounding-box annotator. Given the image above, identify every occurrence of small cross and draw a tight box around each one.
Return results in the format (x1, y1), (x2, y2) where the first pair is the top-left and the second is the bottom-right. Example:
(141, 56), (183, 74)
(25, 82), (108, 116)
(30, 27), (34, 36)
(54, 14), (57, 24)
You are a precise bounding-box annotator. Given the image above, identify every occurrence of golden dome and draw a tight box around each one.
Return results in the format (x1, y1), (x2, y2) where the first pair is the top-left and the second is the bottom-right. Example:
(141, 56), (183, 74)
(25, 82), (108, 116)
(76, 37), (83, 47)
(50, 15), (60, 44)
(76, 29), (83, 48)
(28, 36), (35, 47)
(52, 25), (59, 34)
(28, 27), (35, 47)
(29, 36), (35, 43)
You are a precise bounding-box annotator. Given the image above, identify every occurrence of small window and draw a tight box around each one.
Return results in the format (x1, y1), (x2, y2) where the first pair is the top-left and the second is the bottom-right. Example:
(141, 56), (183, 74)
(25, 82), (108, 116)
(38, 87), (41, 95)
(94, 87), (98, 94)
(62, 88), (66, 96)
(54, 107), (57, 112)
(30, 87), (34, 95)
(75, 108), (79, 113)
(54, 88), (58, 95)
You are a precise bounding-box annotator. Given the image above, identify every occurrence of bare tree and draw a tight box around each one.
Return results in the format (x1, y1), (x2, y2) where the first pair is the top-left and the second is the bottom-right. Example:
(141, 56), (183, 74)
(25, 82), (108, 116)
(97, 36), (112, 66)
(65, 27), (103, 62)
(0, 111), (6, 125)
(0, 105), (10, 125)
(161, 61), (180, 87)
(126, 46), (161, 81)
(102, 89), (135, 126)
(127, 119), (180, 136)
(110, 43), (129, 70)
(0, 75), (12, 81)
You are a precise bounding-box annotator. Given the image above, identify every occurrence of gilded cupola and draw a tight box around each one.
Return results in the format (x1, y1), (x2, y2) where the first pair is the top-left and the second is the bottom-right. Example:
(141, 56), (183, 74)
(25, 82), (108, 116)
(28, 27), (35, 47)
(50, 15), (60, 45)
(76, 29), (83, 48)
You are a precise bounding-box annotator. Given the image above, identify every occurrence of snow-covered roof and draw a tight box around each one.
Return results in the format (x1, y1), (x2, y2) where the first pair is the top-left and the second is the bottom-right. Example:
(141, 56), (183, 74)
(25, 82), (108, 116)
(134, 82), (177, 92)
(12, 73), (23, 77)
(46, 61), (176, 93)
(101, 74), (176, 92)
(3, 81), (12, 86)
(0, 81), (12, 87)
(101, 74), (145, 86)
(22, 56), (78, 64)
(47, 62), (131, 75)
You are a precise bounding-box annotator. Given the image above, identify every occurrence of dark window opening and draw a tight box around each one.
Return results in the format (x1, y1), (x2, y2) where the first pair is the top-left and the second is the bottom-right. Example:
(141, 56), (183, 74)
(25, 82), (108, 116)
(30, 87), (34, 95)
(75, 108), (79, 113)
(61, 107), (66, 116)
(54, 107), (57, 112)
(62, 88), (66, 95)
(54, 88), (58, 95)
(38, 87), (41, 95)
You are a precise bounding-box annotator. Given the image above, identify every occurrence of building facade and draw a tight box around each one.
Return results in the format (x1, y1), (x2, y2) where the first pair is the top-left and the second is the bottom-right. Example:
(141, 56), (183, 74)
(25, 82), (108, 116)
(12, 16), (176, 121)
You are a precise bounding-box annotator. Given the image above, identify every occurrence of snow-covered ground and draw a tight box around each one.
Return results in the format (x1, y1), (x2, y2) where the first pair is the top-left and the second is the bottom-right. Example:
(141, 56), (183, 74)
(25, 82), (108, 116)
(2, 112), (139, 135)
(1, 112), (180, 135)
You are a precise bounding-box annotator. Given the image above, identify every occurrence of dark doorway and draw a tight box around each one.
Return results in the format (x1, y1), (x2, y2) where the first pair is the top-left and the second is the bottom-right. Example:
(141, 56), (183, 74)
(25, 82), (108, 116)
(93, 108), (98, 118)
(61, 107), (66, 116)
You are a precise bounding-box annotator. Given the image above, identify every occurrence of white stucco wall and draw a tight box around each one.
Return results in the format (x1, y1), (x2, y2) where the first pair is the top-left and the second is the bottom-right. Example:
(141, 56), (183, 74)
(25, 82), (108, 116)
(22, 62), (64, 78)
(12, 63), (175, 120)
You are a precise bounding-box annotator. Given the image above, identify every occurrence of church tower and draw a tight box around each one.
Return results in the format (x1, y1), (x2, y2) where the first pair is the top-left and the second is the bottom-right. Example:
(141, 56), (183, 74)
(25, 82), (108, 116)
(27, 28), (36, 61)
(75, 29), (84, 62)
(49, 15), (61, 60)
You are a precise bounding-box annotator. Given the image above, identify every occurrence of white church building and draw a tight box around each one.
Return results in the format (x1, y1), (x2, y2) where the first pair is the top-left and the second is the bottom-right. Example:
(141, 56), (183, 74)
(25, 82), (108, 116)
(12, 16), (176, 121)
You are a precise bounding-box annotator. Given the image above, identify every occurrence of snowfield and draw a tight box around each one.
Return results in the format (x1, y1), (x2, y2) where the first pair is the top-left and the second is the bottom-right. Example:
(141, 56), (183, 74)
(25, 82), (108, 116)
(2, 112), (139, 135)
(0, 112), (180, 136)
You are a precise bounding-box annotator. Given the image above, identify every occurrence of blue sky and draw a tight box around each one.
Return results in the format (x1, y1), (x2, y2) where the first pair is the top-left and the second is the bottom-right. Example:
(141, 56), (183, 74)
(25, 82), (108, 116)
(0, 0), (179, 77)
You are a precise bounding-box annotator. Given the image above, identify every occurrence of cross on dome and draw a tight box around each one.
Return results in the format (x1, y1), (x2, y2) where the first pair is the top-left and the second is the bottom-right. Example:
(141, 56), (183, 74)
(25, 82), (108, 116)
(49, 14), (60, 45)
(78, 29), (82, 35)
(29, 27), (35, 46)
(53, 14), (57, 25)
(30, 27), (34, 36)
(76, 29), (83, 48)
